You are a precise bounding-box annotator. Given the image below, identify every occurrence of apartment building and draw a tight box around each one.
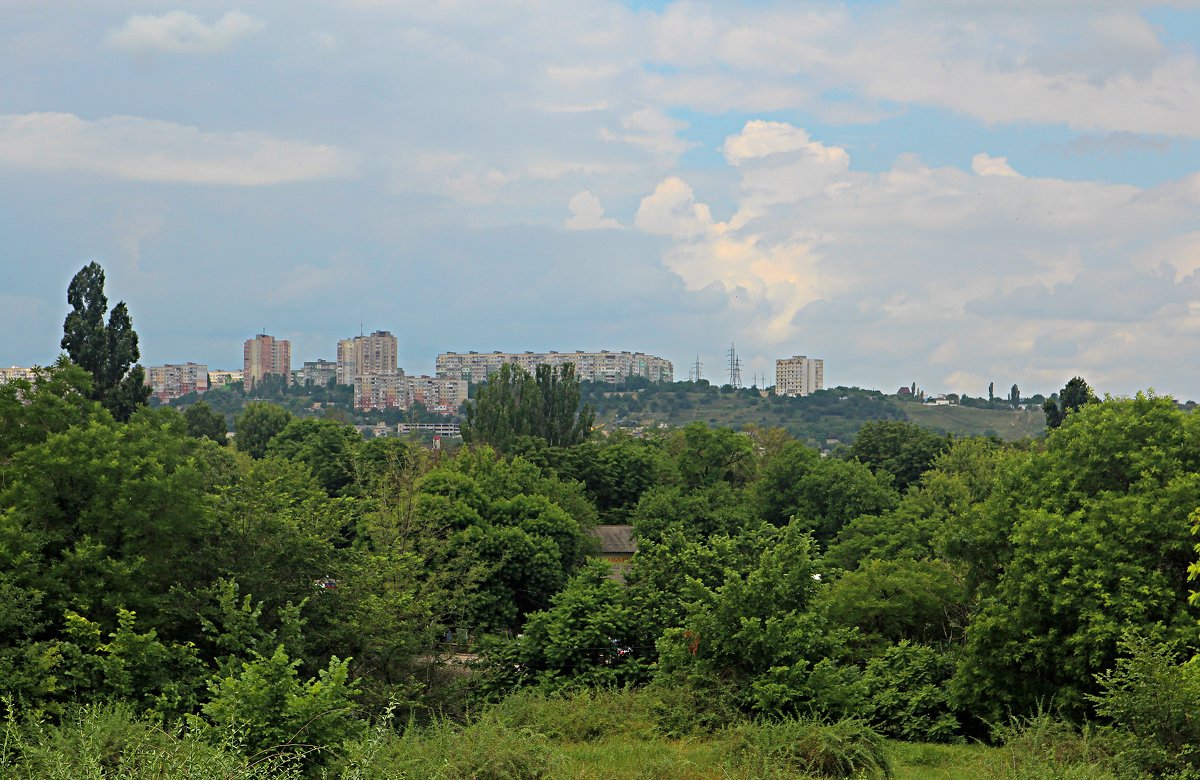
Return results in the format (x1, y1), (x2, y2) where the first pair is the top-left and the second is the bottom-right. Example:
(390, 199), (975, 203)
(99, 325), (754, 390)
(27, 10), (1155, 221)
(0, 366), (34, 384)
(405, 375), (469, 413)
(298, 359), (337, 387)
(208, 369), (244, 388)
(354, 372), (405, 411)
(435, 350), (674, 384)
(337, 331), (398, 385)
(775, 355), (824, 397)
(243, 334), (291, 389)
(145, 362), (209, 402)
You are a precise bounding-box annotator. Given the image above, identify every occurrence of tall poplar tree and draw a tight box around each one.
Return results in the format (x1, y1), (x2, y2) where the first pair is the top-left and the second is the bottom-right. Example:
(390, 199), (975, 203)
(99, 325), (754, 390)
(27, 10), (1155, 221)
(61, 262), (151, 421)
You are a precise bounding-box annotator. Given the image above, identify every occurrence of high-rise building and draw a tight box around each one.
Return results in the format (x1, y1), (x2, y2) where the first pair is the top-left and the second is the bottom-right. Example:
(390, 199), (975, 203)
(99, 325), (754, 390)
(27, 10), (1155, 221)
(243, 334), (291, 389)
(774, 355), (824, 397)
(145, 362), (209, 402)
(337, 330), (398, 385)
(0, 366), (34, 384)
(435, 350), (674, 384)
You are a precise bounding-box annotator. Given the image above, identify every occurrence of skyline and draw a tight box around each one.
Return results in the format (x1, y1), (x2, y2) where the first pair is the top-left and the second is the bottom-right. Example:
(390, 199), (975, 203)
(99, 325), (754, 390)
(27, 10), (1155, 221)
(3, 2), (1200, 398)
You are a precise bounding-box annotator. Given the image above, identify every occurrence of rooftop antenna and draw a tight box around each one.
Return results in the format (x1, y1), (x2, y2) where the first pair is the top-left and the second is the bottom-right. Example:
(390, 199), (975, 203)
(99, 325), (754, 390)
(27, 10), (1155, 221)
(726, 343), (742, 388)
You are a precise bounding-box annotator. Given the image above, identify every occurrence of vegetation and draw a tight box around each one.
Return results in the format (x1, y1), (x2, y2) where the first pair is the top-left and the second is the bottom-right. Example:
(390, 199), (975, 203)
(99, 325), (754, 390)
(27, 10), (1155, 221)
(5, 266), (1200, 776)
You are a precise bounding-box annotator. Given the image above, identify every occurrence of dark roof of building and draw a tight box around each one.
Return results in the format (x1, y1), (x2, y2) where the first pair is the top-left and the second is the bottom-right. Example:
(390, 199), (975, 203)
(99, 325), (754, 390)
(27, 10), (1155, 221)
(591, 524), (637, 555)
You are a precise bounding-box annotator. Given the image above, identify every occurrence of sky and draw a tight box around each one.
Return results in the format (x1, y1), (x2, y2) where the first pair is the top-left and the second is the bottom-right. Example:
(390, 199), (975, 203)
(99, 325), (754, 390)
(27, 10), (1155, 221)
(2, 1), (1200, 398)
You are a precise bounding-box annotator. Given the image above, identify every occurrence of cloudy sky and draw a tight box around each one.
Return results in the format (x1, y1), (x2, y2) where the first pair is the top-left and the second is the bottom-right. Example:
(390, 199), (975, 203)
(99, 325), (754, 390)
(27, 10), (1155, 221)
(3, 1), (1200, 398)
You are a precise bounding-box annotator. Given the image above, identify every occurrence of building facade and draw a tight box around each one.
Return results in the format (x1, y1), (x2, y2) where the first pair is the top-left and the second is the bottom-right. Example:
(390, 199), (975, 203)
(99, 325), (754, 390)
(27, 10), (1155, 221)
(405, 375), (469, 414)
(145, 362), (209, 402)
(435, 350), (674, 384)
(337, 331), (398, 385)
(0, 366), (34, 384)
(208, 369), (244, 388)
(243, 334), (291, 389)
(298, 359), (337, 387)
(775, 355), (824, 397)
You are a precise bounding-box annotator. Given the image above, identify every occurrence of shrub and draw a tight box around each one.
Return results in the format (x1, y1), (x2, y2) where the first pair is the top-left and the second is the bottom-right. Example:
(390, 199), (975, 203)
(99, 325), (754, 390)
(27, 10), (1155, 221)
(985, 711), (1114, 780)
(723, 717), (891, 779)
(490, 688), (655, 743)
(862, 641), (959, 742)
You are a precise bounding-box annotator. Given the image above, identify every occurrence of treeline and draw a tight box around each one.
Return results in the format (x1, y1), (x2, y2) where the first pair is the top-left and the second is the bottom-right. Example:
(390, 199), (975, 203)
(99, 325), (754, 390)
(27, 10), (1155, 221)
(4, 353), (1200, 776)
(582, 379), (905, 446)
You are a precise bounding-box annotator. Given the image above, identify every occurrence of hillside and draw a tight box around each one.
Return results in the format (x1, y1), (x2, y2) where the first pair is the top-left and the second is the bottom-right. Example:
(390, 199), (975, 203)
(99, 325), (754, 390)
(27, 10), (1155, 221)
(583, 380), (1043, 445)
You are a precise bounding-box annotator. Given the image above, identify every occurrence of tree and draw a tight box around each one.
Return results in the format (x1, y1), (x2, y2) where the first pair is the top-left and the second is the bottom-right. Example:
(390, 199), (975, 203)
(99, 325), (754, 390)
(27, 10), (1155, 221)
(266, 417), (361, 496)
(1042, 376), (1097, 429)
(988, 382), (994, 404)
(234, 401), (293, 458)
(847, 420), (949, 493)
(461, 363), (594, 451)
(184, 400), (227, 445)
(61, 262), (150, 421)
(1009, 383), (1020, 409)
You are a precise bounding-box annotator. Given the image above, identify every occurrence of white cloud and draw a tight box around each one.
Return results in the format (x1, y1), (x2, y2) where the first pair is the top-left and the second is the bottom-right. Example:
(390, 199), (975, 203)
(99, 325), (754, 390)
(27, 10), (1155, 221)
(634, 177), (717, 237)
(600, 108), (694, 159)
(971, 153), (1022, 178)
(106, 10), (264, 53)
(0, 113), (357, 185)
(566, 191), (620, 230)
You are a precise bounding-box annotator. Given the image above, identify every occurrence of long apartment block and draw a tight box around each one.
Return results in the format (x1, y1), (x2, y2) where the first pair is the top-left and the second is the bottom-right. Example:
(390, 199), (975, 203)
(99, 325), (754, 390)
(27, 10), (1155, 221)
(436, 350), (674, 384)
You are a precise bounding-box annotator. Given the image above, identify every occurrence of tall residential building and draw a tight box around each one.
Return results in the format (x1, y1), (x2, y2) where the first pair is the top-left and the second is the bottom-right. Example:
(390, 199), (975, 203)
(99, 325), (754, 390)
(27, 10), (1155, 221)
(775, 355), (824, 397)
(405, 375), (469, 414)
(243, 334), (291, 389)
(435, 350), (674, 384)
(337, 330), (399, 385)
(145, 362), (209, 402)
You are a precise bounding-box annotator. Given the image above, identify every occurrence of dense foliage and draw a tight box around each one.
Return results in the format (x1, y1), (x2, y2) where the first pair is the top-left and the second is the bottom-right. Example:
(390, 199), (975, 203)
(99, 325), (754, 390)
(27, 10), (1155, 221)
(3, 345), (1200, 776)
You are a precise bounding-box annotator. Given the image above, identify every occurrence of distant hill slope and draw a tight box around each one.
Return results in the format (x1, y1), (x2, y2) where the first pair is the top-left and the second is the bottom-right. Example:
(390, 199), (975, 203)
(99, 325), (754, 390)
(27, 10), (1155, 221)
(583, 381), (1043, 445)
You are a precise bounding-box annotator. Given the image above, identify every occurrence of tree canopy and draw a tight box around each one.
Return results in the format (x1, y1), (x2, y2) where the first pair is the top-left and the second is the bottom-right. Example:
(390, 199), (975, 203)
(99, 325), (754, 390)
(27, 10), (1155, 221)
(461, 363), (595, 451)
(60, 262), (151, 421)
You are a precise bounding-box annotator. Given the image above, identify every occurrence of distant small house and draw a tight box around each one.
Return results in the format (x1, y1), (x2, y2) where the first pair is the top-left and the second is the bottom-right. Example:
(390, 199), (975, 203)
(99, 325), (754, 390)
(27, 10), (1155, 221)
(590, 525), (637, 580)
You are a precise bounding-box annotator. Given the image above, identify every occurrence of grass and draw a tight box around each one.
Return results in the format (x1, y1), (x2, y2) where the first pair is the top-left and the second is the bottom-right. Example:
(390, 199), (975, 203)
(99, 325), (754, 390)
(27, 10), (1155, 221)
(898, 402), (1044, 441)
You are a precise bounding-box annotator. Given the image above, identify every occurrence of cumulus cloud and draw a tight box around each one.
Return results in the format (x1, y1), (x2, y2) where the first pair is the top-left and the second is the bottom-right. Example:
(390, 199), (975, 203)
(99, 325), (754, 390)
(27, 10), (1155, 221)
(106, 10), (264, 53)
(971, 153), (1022, 177)
(634, 177), (717, 237)
(632, 119), (1200, 394)
(566, 191), (620, 230)
(0, 113), (356, 185)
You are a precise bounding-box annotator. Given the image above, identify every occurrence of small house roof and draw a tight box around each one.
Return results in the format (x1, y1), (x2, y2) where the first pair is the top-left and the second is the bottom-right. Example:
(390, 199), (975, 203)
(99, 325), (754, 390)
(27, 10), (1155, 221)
(591, 524), (637, 555)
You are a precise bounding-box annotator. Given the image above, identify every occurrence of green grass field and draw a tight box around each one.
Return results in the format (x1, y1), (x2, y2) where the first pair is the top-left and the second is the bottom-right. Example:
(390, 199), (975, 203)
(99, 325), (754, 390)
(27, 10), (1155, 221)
(897, 401), (1044, 441)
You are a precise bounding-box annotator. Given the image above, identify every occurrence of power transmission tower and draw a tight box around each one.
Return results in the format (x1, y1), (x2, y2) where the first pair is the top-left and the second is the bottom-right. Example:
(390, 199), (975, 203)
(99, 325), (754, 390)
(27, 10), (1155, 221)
(726, 343), (742, 388)
(688, 354), (703, 383)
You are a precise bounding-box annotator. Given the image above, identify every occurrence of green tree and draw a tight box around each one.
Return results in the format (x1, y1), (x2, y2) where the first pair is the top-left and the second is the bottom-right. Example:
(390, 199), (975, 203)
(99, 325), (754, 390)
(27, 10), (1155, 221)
(1042, 376), (1097, 429)
(847, 420), (949, 492)
(234, 401), (293, 458)
(461, 363), (594, 451)
(184, 400), (228, 445)
(1009, 383), (1021, 409)
(266, 418), (361, 496)
(60, 262), (151, 421)
(951, 394), (1200, 721)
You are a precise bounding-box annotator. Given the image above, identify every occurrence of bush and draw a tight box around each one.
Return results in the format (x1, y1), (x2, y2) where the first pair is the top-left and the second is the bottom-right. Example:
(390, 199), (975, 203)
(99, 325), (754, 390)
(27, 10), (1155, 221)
(862, 641), (959, 742)
(0, 703), (294, 780)
(644, 671), (743, 738)
(722, 717), (891, 779)
(985, 711), (1114, 780)
(490, 688), (655, 743)
(337, 713), (558, 780)
(1090, 633), (1200, 779)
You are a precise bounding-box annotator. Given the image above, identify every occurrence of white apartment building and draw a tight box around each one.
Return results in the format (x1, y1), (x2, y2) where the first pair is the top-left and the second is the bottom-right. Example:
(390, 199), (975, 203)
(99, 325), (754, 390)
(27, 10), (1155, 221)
(145, 362), (209, 402)
(0, 366), (35, 384)
(298, 359), (337, 387)
(208, 369), (244, 387)
(435, 350), (674, 384)
(354, 372), (406, 411)
(775, 355), (824, 397)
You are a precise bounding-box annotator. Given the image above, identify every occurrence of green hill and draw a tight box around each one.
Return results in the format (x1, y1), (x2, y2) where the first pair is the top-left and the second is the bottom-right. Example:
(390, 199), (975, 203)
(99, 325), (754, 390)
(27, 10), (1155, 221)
(583, 380), (1043, 446)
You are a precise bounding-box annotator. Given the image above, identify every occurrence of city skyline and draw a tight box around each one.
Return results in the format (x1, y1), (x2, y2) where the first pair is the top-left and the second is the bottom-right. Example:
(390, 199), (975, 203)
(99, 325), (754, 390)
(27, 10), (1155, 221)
(2, 2), (1199, 398)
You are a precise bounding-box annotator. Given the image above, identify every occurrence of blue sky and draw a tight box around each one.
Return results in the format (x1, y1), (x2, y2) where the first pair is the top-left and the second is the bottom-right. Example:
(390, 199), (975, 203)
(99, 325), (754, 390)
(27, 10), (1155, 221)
(2, 1), (1200, 398)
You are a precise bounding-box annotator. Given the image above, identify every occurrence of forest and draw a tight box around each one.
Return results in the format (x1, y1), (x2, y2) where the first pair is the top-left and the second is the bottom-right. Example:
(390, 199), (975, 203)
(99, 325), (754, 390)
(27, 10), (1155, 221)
(3, 353), (1200, 778)
(0, 263), (1197, 778)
